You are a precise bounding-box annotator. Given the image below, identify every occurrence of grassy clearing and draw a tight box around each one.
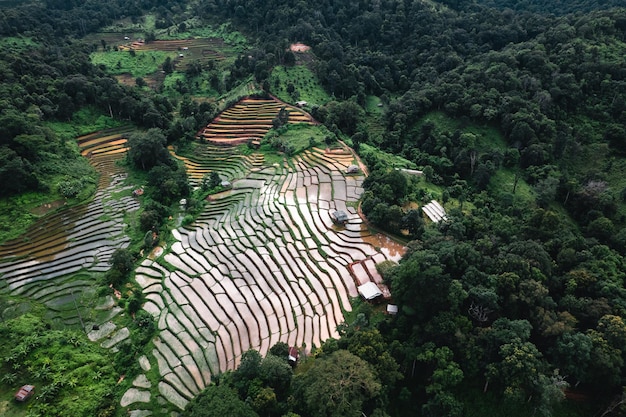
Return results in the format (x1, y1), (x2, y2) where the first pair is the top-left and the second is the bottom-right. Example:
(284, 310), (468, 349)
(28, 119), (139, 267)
(159, 20), (247, 47)
(144, 14), (156, 32)
(487, 168), (535, 206)
(416, 111), (507, 151)
(363, 95), (386, 144)
(365, 95), (384, 115)
(98, 14), (155, 33)
(265, 124), (332, 155)
(0, 152), (97, 244)
(359, 143), (417, 169)
(270, 65), (331, 106)
(46, 106), (125, 139)
(162, 72), (219, 98)
(90, 50), (174, 77)
(216, 77), (264, 110)
(0, 35), (37, 50)
(566, 141), (626, 222)
(0, 193), (46, 244)
(0, 309), (120, 417)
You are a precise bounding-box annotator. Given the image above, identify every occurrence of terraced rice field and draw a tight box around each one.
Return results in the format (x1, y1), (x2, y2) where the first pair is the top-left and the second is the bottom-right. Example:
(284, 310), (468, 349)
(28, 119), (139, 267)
(124, 141), (405, 412)
(0, 179), (137, 325)
(170, 143), (265, 186)
(198, 97), (314, 146)
(0, 125), (136, 326)
(0, 97), (405, 414)
(77, 125), (133, 187)
(118, 39), (228, 71)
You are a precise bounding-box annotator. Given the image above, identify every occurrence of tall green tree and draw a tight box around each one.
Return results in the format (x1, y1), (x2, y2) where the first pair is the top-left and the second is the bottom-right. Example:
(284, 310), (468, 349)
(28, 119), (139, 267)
(127, 128), (171, 171)
(293, 350), (381, 417)
(182, 385), (259, 417)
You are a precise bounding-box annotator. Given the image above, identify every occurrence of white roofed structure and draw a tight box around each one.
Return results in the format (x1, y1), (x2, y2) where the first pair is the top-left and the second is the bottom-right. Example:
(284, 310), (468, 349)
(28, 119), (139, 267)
(422, 200), (447, 223)
(358, 282), (383, 300)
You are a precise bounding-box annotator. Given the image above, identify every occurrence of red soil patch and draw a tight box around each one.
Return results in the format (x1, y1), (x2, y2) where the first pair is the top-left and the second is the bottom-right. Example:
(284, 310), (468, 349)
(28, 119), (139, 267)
(290, 43), (311, 52)
(359, 232), (407, 261)
(115, 72), (164, 90)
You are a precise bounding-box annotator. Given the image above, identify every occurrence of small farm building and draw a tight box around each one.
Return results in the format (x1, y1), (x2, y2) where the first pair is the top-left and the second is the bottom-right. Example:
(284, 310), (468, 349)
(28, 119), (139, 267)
(358, 282), (383, 300)
(296, 101), (308, 107)
(288, 347), (299, 364)
(330, 210), (348, 225)
(15, 385), (35, 402)
(387, 304), (399, 315)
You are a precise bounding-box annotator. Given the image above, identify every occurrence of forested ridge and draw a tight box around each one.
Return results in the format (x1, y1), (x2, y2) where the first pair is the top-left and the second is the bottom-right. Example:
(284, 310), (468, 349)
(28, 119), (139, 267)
(0, 0), (626, 416)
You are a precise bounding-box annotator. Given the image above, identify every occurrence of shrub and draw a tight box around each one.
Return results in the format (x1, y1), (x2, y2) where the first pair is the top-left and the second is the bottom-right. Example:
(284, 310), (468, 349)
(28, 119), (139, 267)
(182, 214), (194, 226)
(57, 178), (83, 198)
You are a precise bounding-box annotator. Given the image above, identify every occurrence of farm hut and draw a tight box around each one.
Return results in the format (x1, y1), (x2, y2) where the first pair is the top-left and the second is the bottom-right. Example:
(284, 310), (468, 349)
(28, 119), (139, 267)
(179, 53), (184, 58)
(15, 385), (35, 402)
(387, 304), (398, 315)
(346, 165), (360, 174)
(330, 210), (348, 225)
(221, 180), (232, 189)
(296, 100), (308, 107)
(358, 282), (383, 300)
(288, 346), (299, 364)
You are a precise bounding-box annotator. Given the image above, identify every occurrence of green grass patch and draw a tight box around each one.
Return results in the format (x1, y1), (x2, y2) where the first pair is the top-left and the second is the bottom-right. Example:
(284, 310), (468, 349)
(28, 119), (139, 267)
(0, 312), (119, 417)
(488, 169), (535, 205)
(45, 107), (125, 139)
(264, 123), (332, 155)
(97, 13), (156, 34)
(162, 72), (219, 98)
(0, 158), (98, 244)
(143, 14), (156, 32)
(564, 141), (626, 225)
(364, 95), (384, 115)
(216, 76), (264, 110)
(158, 20), (247, 47)
(362, 95), (386, 145)
(416, 111), (507, 152)
(90, 50), (175, 78)
(0, 193), (45, 244)
(270, 65), (331, 106)
(256, 144), (289, 166)
(359, 143), (418, 169)
(0, 36), (38, 50)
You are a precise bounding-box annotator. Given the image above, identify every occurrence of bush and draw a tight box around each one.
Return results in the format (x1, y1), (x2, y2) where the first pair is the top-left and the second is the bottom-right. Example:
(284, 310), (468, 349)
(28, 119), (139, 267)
(57, 178), (83, 198)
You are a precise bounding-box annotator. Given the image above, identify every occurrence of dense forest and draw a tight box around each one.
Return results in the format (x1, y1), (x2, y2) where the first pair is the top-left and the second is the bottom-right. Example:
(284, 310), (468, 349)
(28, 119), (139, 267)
(1, 0), (626, 416)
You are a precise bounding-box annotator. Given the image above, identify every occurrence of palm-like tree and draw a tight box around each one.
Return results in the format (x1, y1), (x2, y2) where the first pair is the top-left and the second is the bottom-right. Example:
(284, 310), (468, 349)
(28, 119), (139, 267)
(1, 372), (17, 384)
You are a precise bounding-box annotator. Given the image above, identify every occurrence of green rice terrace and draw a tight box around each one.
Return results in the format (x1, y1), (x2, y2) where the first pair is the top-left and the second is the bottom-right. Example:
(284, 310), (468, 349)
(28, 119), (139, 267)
(0, 97), (405, 414)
